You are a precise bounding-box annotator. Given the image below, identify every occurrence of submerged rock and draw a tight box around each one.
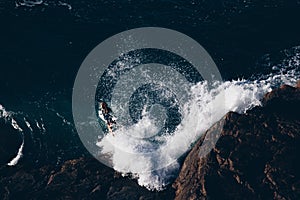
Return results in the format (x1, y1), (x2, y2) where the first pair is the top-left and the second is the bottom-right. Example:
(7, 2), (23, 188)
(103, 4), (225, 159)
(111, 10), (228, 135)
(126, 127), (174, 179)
(173, 83), (300, 199)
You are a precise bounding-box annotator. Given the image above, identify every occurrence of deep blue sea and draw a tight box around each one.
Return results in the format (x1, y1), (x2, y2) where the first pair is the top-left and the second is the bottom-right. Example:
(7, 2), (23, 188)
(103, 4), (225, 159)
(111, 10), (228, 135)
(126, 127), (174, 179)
(1, 0), (300, 190)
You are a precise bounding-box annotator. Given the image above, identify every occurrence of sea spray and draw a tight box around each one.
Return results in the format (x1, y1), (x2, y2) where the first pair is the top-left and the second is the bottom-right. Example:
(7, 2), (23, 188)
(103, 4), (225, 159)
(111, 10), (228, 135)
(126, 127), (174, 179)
(96, 68), (299, 190)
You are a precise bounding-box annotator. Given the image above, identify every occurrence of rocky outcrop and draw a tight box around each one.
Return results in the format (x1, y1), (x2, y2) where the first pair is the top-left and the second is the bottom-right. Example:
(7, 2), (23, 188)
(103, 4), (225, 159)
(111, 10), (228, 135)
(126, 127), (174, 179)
(173, 83), (300, 200)
(0, 157), (174, 199)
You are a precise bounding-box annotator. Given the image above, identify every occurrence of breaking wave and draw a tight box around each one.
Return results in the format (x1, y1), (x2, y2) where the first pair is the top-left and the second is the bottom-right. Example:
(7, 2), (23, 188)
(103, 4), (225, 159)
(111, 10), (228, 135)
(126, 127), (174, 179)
(96, 51), (300, 190)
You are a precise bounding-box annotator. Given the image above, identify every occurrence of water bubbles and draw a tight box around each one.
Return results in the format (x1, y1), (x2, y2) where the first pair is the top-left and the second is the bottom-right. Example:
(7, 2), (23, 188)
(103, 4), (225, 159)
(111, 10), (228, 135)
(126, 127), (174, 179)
(72, 27), (223, 190)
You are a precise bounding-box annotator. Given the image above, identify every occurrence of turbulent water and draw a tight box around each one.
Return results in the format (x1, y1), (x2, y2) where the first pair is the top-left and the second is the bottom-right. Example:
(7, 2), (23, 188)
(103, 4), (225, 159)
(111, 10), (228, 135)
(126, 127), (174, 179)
(1, 0), (300, 193)
(95, 53), (300, 190)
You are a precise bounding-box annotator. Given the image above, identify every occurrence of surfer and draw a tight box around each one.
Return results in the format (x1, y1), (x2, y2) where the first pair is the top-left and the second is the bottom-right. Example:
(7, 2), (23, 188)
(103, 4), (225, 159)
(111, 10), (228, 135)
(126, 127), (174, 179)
(99, 101), (116, 133)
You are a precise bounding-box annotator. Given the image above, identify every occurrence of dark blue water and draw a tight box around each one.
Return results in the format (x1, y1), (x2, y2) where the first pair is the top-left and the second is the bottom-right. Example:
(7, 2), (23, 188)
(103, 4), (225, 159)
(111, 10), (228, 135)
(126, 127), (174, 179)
(1, 0), (300, 174)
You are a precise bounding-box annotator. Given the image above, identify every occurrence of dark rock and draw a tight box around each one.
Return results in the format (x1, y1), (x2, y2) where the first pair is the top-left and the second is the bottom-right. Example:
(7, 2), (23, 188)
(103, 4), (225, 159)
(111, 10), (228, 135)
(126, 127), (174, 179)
(262, 84), (299, 105)
(173, 84), (300, 200)
(0, 157), (175, 199)
(297, 80), (300, 88)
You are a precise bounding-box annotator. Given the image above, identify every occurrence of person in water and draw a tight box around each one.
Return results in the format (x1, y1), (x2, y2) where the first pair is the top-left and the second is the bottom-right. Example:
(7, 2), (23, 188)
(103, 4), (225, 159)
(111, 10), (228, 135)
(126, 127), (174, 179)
(99, 101), (116, 131)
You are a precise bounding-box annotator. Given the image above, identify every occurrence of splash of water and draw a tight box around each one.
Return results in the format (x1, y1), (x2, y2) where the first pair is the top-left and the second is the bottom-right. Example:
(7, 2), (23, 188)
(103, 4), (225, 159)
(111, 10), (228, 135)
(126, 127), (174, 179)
(96, 66), (299, 190)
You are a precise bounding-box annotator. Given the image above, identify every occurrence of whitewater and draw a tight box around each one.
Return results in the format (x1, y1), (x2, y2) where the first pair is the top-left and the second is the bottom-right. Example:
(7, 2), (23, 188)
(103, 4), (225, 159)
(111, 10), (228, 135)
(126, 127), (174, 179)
(96, 64), (299, 191)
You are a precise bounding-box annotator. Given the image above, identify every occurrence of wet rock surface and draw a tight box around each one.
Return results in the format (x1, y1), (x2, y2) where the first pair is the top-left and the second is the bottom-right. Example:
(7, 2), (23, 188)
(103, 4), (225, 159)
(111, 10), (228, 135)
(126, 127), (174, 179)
(173, 84), (300, 200)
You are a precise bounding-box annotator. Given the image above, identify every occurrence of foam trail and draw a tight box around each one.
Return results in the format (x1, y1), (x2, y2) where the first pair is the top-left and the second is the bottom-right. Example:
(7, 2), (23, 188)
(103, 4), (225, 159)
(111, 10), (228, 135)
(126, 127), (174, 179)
(0, 104), (25, 166)
(15, 0), (44, 8)
(11, 118), (23, 132)
(7, 139), (24, 166)
(0, 104), (10, 119)
(0, 104), (23, 132)
(24, 117), (33, 132)
(96, 66), (299, 190)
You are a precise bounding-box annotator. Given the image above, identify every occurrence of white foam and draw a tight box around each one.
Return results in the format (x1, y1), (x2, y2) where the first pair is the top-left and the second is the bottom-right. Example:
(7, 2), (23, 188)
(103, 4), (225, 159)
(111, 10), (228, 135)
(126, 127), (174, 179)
(0, 104), (23, 131)
(0, 104), (25, 166)
(15, 0), (44, 8)
(100, 57), (300, 189)
(24, 117), (33, 132)
(7, 139), (24, 166)
(96, 68), (299, 191)
(0, 104), (10, 119)
(11, 118), (23, 132)
(58, 1), (72, 10)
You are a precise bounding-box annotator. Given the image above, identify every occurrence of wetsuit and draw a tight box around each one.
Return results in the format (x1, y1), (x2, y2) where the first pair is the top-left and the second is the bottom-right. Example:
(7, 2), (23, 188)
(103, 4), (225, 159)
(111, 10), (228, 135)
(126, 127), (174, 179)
(101, 103), (115, 125)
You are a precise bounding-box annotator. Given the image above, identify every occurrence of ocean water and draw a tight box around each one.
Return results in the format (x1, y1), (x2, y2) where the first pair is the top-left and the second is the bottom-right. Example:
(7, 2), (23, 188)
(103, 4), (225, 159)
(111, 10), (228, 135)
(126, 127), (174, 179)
(1, 0), (300, 191)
